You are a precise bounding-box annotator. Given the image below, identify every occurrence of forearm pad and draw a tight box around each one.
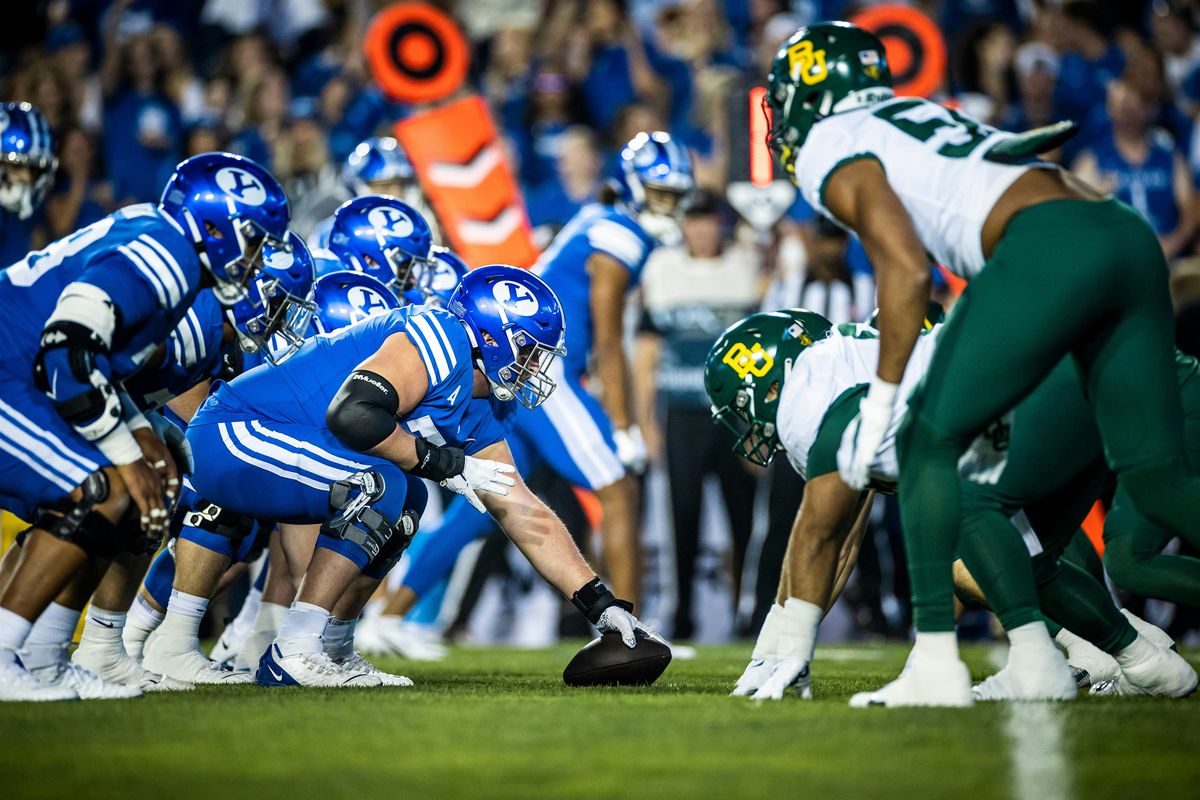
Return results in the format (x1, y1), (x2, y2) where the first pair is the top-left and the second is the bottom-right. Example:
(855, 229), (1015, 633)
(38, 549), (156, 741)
(326, 370), (400, 452)
(410, 438), (465, 483)
(571, 577), (633, 625)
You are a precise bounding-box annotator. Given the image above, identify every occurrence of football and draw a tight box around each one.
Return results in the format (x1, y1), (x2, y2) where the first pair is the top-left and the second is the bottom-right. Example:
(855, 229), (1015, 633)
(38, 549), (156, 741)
(562, 631), (672, 687)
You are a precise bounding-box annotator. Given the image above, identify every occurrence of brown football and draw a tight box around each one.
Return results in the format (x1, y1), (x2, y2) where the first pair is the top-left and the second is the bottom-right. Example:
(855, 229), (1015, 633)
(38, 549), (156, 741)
(562, 630), (672, 687)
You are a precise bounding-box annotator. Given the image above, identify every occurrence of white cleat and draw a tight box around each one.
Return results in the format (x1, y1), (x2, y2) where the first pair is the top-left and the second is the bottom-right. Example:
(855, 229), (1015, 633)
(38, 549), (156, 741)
(1119, 609), (1175, 650)
(31, 660), (142, 700)
(373, 617), (447, 661)
(0, 656), (77, 702)
(72, 640), (193, 693)
(850, 651), (974, 708)
(353, 614), (388, 655)
(972, 648), (1076, 702)
(257, 644), (383, 688)
(143, 632), (254, 685)
(1057, 636), (1120, 689)
(750, 658), (812, 701)
(730, 658), (776, 697)
(1092, 645), (1198, 698)
(334, 651), (413, 687)
(209, 624), (251, 669)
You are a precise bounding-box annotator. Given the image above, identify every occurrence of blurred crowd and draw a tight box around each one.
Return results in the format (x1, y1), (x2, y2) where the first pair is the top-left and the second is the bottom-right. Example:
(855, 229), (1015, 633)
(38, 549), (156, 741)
(4, 0), (1200, 643)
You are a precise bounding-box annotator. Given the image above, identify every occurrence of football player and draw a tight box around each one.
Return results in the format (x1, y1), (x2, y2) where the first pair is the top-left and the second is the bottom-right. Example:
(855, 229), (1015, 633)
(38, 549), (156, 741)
(764, 22), (1200, 706)
(0, 102), (57, 267)
(0, 152), (290, 701)
(705, 310), (1196, 702)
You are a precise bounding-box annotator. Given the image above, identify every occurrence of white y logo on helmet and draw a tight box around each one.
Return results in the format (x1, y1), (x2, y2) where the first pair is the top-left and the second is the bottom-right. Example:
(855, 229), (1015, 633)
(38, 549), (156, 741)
(347, 285), (391, 321)
(216, 167), (267, 206)
(367, 206), (414, 239)
(492, 280), (539, 316)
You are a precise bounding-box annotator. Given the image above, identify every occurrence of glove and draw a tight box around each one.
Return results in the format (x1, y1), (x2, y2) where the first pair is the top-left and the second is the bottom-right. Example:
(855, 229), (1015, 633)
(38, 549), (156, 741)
(837, 377), (899, 490)
(571, 577), (660, 648)
(751, 659), (812, 700)
(441, 456), (516, 513)
(731, 604), (785, 696)
(595, 604), (661, 649)
(613, 425), (648, 474)
(750, 598), (822, 701)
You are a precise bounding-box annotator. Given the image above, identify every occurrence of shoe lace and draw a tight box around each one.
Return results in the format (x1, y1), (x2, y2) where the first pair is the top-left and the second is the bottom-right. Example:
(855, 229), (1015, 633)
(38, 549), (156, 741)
(342, 652), (379, 673)
(301, 652), (342, 676)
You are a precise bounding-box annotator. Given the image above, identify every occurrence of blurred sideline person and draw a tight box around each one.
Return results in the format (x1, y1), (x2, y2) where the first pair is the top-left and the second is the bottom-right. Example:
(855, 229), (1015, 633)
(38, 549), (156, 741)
(633, 188), (762, 639)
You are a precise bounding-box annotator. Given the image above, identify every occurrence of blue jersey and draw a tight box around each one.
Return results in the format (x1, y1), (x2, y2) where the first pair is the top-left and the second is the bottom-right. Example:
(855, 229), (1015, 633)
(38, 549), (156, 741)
(535, 204), (655, 377)
(194, 305), (509, 454)
(125, 290), (227, 410)
(1088, 129), (1180, 236)
(0, 203), (201, 377)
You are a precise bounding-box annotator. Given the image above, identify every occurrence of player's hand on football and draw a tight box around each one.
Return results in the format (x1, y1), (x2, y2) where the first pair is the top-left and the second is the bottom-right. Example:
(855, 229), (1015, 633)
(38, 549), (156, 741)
(441, 456), (516, 512)
(750, 657), (812, 701)
(596, 603), (661, 649)
(117, 458), (167, 535)
(837, 378), (898, 489)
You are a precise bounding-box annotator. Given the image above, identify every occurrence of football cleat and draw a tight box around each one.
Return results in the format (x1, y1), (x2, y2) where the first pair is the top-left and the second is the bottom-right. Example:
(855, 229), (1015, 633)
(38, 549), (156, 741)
(72, 639), (193, 693)
(30, 660), (142, 700)
(850, 650), (974, 708)
(234, 630), (275, 673)
(256, 644), (382, 688)
(143, 632), (254, 685)
(0, 656), (77, 702)
(1092, 642), (1198, 698)
(209, 623), (253, 670)
(334, 651), (413, 687)
(1055, 633), (1120, 689)
(750, 658), (812, 701)
(1119, 609), (1175, 650)
(731, 658), (776, 697)
(372, 617), (447, 661)
(971, 647), (1076, 702)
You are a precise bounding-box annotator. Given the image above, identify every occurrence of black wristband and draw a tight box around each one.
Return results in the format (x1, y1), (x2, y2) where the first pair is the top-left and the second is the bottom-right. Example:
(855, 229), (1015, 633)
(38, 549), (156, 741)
(410, 438), (466, 482)
(570, 578), (632, 624)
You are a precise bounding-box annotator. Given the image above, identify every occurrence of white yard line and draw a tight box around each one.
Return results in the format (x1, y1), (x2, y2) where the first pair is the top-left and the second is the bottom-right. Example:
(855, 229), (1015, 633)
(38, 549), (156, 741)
(992, 644), (1075, 800)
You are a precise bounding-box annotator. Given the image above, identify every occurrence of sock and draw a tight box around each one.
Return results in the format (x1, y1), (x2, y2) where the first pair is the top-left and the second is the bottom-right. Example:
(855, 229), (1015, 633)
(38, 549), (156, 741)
(158, 589), (209, 640)
(79, 606), (127, 651)
(912, 631), (959, 661)
(229, 585), (263, 637)
(0, 607), (32, 665)
(323, 618), (357, 661)
(22, 603), (82, 669)
(777, 599), (823, 661)
(1005, 620), (1056, 657)
(275, 602), (329, 657)
(123, 595), (164, 658)
(1114, 634), (1157, 670)
(252, 602), (289, 637)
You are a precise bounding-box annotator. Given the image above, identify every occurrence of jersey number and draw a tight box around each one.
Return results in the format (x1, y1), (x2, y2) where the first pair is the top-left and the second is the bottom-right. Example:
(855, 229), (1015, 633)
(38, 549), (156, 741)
(406, 415), (446, 446)
(5, 216), (117, 287)
(873, 99), (992, 159)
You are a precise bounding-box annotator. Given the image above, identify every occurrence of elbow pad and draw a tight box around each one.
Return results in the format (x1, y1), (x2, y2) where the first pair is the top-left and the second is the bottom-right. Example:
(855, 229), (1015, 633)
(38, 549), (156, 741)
(326, 370), (400, 452)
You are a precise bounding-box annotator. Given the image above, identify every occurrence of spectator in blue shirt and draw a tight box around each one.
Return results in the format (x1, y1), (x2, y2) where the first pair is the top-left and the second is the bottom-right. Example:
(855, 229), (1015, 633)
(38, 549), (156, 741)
(1053, 2), (1125, 139)
(571, 0), (668, 133)
(43, 127), (111, 242)
(525, 125), (604, 235)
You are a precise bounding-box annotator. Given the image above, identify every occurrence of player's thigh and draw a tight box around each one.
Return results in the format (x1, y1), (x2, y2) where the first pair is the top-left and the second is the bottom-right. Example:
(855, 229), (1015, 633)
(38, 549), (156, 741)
(515, 377), (624, 491)
(0, 378), (110, 519)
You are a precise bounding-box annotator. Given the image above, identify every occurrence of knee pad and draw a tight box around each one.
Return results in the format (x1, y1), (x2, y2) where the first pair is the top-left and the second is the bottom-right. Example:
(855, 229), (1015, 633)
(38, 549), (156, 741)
(321, 471), (411, 565)
(34, 471), (123, 557)
(181, 500), (256, 557)
(116, 507), (163, 556)
(363, 509), (420, 580)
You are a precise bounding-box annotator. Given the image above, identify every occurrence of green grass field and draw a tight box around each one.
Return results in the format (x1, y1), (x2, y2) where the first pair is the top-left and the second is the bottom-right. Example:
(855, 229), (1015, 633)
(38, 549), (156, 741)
(1, 643), (1197, 800)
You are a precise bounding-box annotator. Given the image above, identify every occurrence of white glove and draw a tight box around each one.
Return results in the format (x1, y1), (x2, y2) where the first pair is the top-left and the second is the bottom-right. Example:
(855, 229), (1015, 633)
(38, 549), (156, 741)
(441, 456), (516, 512)
(613, 425), (648, 474)
(731, 604), (786, 696)
(751, 658), (812, 700)
(837, 377), (899, 490)
(596, 604), (661, 648)
(750, 598), (823, 700)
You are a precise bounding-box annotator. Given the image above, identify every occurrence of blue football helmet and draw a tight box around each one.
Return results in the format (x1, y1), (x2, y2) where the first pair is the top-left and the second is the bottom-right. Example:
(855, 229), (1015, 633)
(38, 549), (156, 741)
(227, 231), (316, 364)
(0, 102), (57, 220)
(615, 131), (694, 244)
(448, 264), (566, 409)
(404, 245), (468, 307)
(327, 195), (434, 297)
(160, 152), (291, 308)
(343, 137), (416, 196)
(310, 270), (400, 335)
(310, 246), (346, 279)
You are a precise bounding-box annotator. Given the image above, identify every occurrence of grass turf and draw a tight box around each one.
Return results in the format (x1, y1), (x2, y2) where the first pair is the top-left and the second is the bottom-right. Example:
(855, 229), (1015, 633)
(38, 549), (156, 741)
(1, 643), (1197, 800)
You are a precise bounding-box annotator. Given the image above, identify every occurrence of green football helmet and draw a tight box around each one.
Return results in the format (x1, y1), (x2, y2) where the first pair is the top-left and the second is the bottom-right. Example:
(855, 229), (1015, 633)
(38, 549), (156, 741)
(765, 21), (894, 179)
(705, 309), (833, 466)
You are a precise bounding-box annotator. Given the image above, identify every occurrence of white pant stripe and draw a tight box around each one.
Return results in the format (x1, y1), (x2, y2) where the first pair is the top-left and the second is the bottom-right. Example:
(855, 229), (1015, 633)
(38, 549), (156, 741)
(247, 420), (370, 471)
(0, 414), (90, 491)
(218, 424), (338, 492)
(0, 397), (99, 473)
(0, 428), (77, 494)
(229, 421), (357, 482)
(538, 362), (623, 489)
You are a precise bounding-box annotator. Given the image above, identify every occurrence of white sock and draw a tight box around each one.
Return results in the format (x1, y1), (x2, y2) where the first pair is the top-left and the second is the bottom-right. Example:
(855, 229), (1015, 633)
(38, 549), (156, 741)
(323, 617), (357, 660)
(276, 602), (329, 657)
(0, 607), (33, 664)
(158, 589), (209, 640)
(252, 602), (288, 637)
(1115, 634), (1157, 670)
(22, 603), (81, 669)
(912, 631), (959, 661)
(229, 586), (263, 637)
(82, 606), (127, 641)
(1006, 621), (1056, 657)
(123, 595), (164, 657)
(778, 598), (823, 661)
(1053, 626), (1084, 651)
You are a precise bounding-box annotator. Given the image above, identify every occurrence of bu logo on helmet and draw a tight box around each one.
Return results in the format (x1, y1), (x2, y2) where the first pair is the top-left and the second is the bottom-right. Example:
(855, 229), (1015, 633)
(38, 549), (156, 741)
(723, 342), (774, 379)
(492, 280), (538, 316)
(367, 206), (414, 238)
(788, 41), (828, 86)
(215, 167), (267, 206)
(347, 285), (391, 321)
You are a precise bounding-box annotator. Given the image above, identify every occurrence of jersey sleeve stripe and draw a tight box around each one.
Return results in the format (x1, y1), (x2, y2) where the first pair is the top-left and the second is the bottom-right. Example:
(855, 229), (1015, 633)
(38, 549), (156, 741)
(424, 312), (458, 369)
(0, 397), (100, 473)
(128, 238), (184, 305)
(586, 221), (645, 268)
(185, 309), (207, 361)
(139, 235), (190, 298)
(404, 321), (441, 386)
(409, 314), (452, 382)
(117, 244), (169, 306)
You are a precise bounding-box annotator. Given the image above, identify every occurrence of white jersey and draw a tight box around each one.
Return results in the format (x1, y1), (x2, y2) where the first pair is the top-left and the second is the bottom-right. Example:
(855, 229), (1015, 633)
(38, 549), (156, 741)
(776, 325), (940, 484)
(794, 96), (1053, 279)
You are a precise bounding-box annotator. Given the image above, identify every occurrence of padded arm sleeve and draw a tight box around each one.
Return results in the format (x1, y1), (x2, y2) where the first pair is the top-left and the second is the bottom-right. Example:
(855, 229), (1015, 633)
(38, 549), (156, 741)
(326, 370), (401, 452)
